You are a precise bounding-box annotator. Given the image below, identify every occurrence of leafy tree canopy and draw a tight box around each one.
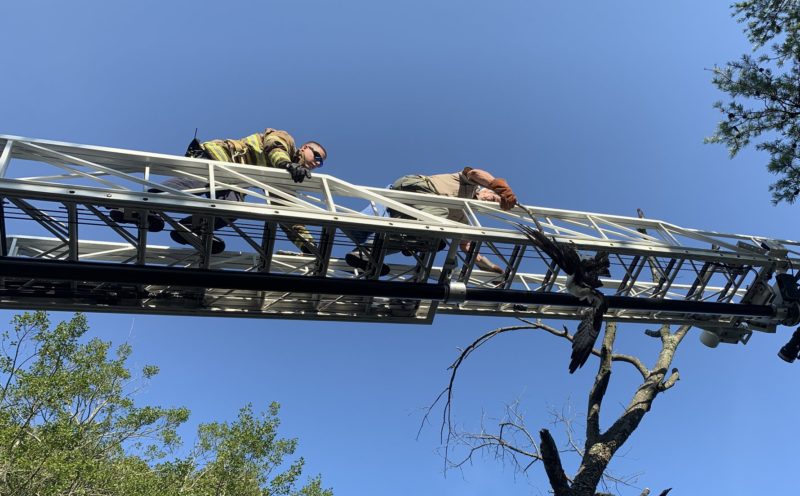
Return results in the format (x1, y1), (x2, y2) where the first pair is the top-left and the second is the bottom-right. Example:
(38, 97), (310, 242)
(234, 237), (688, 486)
(0, 311), (332, 496)
(708, 0), (800, 203)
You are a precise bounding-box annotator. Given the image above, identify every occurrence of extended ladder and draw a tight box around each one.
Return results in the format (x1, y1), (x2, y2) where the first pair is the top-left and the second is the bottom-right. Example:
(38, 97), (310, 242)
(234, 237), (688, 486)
(0, 134), (798, 346)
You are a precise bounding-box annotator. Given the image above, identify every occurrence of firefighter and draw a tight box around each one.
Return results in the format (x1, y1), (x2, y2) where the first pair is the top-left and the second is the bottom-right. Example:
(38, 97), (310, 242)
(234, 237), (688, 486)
(109, 129), (327, 254)
(344, 167), (517, 275)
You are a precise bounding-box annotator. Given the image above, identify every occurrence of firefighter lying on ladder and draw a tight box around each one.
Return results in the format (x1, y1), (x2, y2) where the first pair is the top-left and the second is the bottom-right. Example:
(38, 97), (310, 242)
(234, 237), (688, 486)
(109, 129), (328, 254)
(344, 167), (518, 276)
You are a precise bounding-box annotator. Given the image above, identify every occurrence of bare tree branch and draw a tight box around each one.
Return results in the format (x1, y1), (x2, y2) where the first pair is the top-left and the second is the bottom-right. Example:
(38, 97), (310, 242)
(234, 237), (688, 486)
(425, 311), (689, 495)
(586, 322), (616, 447)
(540, 428), (570, 496)
(658, 369), (680, 392)
(447, 402), (545, 474)
(419, 324), (534, 465)
(516, 318), (649, 378)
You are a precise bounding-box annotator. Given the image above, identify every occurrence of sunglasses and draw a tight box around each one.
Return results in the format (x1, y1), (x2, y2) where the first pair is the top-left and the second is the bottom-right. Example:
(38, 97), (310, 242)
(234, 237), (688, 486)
(312, 149), (324, 167)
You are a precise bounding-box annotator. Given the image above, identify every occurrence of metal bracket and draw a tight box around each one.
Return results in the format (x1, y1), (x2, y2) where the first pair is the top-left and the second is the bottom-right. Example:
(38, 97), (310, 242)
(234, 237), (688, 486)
(446, 281), (467, 304)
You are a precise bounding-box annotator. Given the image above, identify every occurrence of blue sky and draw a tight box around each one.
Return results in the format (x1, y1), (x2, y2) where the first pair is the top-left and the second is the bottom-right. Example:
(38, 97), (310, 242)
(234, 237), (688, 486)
(2, 1), (799, 494)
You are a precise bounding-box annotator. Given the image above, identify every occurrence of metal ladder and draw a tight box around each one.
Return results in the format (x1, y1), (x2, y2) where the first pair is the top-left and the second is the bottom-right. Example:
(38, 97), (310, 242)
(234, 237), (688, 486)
(0, 134), (798, 346)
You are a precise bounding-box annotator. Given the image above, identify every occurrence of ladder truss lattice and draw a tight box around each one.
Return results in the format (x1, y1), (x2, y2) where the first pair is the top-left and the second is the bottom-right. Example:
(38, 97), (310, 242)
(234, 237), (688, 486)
(0, 134), (798, 344)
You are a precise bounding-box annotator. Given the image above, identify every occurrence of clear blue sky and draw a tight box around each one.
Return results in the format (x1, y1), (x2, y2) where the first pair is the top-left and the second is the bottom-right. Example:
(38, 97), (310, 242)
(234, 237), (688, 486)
(2, 1), (798, 494)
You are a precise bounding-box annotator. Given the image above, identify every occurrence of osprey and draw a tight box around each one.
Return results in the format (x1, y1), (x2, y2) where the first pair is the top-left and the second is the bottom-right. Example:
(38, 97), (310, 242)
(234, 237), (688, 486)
(517, 224), (610, 373)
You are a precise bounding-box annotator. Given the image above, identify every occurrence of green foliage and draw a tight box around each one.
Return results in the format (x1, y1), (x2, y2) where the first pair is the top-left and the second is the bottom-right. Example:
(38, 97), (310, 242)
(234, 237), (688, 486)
(707, 0), (800, 203)
(151, 402), (333, 496)
(0, 311), (332, 496)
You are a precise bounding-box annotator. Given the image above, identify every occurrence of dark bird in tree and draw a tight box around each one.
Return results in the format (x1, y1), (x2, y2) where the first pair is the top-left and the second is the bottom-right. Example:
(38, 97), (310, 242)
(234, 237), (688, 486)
(517, 223), (610, 373)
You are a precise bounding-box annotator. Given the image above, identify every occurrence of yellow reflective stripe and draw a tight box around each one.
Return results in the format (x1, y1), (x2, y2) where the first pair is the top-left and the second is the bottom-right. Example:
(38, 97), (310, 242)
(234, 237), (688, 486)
(243, 133), (267, 166)
(263, 134), (292, 167)
(204, 131), (296, 168)
(268, 148), (291, 168)
(202, 141), (232, 162)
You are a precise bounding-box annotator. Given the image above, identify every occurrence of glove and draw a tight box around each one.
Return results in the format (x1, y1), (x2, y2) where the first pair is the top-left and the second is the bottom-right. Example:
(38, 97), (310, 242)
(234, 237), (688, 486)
(488, 178), (517, 210)
(286, 163), (312, 183)
(184, 138), (208, 158)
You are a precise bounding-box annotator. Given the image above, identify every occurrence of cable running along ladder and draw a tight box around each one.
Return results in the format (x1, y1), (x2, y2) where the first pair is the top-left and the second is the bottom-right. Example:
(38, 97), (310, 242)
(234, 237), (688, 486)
(1, 134), (799, 348)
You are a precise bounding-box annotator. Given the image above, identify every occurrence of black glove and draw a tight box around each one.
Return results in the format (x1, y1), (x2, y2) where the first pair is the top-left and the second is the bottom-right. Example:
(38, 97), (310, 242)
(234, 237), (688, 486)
(184, 138), (209, 159)
(286, 163), (312, 183)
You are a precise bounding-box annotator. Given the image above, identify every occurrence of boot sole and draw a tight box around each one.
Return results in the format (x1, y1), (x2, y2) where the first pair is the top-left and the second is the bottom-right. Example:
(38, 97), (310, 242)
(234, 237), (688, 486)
(345, 253), (390, 276)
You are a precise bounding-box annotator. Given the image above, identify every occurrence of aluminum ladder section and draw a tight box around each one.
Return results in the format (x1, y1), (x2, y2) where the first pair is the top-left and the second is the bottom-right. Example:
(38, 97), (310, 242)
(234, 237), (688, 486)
(0, 134), (798, 344)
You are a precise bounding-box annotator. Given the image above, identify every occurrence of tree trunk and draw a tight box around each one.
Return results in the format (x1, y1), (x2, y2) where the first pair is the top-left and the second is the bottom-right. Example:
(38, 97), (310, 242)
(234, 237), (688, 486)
(568, 325), (687, 495)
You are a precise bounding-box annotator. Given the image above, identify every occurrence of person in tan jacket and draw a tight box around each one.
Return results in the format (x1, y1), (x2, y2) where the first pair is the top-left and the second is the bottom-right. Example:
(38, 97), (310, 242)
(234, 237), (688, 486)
(345, 167), (517, 275)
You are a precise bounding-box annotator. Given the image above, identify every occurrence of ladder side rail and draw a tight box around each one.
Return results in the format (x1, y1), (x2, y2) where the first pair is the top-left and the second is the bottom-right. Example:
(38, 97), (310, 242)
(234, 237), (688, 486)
(0, 256), (775, 316)
(324, 176), (459, 224)
(3, 234), (776, 323)
(16, 148), (124, 190)
(593, 216), (663, 242)
(16, 142), (193, 194)
(5, 134), (800, 252)
(214, 163), (322, 209)
(0, 180), (484, 241)
(0, 181), (794, 272)
(3, 135), (796, 258)
(1, 135), (220, 176)
(512, 272), (748, 303)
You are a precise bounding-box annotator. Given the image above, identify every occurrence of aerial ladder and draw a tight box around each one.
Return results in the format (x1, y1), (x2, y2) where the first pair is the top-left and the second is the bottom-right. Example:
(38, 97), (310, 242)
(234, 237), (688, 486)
(1, 134), (799, 353)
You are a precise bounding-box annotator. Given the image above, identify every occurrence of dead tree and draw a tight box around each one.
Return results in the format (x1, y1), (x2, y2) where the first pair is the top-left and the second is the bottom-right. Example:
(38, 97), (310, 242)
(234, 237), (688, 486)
(424, 318), (682, 496)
